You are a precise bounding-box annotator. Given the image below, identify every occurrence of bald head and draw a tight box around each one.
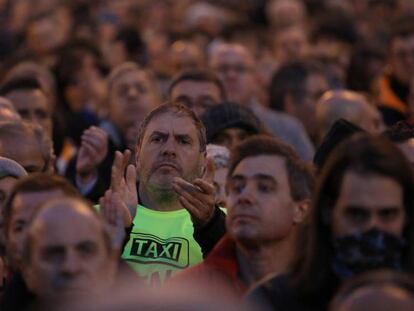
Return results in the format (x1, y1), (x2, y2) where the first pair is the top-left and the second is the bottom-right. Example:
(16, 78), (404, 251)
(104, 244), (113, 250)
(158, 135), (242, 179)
(23, 197), (116, 302)
(334, 285), (414, 311)
(316, 90), (383, 143)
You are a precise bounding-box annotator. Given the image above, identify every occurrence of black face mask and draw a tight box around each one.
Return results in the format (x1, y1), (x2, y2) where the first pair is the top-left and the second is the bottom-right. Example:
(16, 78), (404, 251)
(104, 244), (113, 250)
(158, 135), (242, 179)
(332, 229), (406, 280)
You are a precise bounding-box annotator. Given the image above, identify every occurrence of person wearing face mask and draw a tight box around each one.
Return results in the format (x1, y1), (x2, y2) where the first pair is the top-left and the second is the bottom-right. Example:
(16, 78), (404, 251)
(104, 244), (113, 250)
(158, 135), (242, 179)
(247, 133), (414, 311)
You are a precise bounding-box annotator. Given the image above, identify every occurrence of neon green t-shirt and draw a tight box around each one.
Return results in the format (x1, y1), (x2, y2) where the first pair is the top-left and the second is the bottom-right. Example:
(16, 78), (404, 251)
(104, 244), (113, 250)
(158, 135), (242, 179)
(121, 205), (203, 286)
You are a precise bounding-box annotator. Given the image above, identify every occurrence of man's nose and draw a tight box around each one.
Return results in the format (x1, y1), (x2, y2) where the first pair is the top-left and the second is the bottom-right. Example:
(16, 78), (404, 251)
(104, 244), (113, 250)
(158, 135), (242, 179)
(60, 250), (81, 276)
(161, 137), (176, 157)
(127, 86), (139, 98)
(364, 215), (384, 232)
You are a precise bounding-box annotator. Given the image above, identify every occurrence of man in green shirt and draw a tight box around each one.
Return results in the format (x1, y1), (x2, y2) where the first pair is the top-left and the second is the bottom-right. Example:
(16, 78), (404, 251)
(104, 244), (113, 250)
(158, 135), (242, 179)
(103, 103), (225, 286)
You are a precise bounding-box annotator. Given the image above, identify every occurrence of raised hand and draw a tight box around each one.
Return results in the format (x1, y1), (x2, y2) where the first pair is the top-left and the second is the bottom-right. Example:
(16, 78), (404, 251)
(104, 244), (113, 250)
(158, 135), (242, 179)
(172, 157), (216, 227)
(76, 126), (108, 182)
(111, 150), (138, 219)
(100, 189), (132, 250)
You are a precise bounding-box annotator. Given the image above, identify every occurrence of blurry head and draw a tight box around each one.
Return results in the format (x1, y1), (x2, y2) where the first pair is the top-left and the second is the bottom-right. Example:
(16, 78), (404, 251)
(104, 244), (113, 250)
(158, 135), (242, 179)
(170, 41), (206, 75)
(4, 173), (79, 270)
(272, 26), (309, 64)
(3, 61), (57, 107)
(22, 197), (116, 303)
(316, 90), (384, 143)
(107, 62), (160, 138)
(169, 70), (226, 116)
(135, 103), (206, 196)
(330, 270), (414, 311)
(201, 102), (264, 150)
(291, 134), (414, 297)
(209, 43), (256, 106)
(0, 77), (53, 139)
(0, 157), (27, 256)
(0, 121), (54, 174)
(226, 136), (314, 247)
(388, 16), (414, 85)
(266, 0), (306, 30)
(206, 144), (230, 207)
(269, 60), (328, 141)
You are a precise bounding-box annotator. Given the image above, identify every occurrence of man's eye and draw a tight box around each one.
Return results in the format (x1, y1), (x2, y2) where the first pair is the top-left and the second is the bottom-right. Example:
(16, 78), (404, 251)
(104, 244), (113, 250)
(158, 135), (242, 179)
(178, 137), (190, 145)
(379, 208), (400, 222)
(257, 182), (274, 193)
(229, 181), (244, 194)
(345, 207), (370, 224)
(151, 136), (162, 143)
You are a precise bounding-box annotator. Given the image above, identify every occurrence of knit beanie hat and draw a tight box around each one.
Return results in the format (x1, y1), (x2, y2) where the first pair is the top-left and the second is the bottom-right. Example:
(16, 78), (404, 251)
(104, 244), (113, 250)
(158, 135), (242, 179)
(201, 102), (262, 143)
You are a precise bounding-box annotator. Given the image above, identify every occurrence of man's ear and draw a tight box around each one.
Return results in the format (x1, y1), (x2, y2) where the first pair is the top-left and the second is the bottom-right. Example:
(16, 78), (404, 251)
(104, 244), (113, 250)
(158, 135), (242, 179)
(292, 199), (311, 224)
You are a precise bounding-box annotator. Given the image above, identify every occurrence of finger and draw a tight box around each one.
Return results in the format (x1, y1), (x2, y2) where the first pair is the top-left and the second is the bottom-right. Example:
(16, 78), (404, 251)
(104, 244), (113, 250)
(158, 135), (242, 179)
(81, 141), (99, 159)
(173, 177), (202, 194)
(111, 151), (124, 191)
(202, 157), (215, 184)
(173, 182), (204, 207)
(122, 149), (131, 170)
(194, 179), (215, 195)
(177, 194), (200, 219)
(82, 136), (104, 152)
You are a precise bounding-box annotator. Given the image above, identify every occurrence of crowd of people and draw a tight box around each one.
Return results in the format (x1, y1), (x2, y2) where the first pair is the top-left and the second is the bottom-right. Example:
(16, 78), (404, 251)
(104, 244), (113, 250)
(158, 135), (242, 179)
(0, 0), (414, 310)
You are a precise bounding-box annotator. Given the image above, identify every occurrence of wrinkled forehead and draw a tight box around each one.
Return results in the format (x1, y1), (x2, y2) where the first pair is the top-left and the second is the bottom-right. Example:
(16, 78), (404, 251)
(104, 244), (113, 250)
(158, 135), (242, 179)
(144, 112), (199, 138)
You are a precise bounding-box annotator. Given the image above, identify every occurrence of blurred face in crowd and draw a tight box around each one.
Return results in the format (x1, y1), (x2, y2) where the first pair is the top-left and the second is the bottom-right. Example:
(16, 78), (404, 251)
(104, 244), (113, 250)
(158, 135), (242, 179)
(273, 26), (309, 64)
(0, 134), (46, 174)
(212, 127), (250, 150)
(170, 80), (222, 117)
(332, 171), (405, 237)
(26, 16), (62, 56)
(6, 189), (64, 269)
(226, 155), (302, 245)
(23, 199), (116, 302)
(137, 112), (205, 192)
(170, 41), (205, 75)
(210, 44), (255, 106)
(389, 34), (414, 85)
(5, 89), (52, 139)
(109, 69), (159, 138)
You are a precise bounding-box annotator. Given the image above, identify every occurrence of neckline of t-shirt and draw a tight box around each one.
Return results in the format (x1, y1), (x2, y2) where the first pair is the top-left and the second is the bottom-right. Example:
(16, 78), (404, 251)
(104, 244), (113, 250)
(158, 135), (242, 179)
(137, 204), (189, 216)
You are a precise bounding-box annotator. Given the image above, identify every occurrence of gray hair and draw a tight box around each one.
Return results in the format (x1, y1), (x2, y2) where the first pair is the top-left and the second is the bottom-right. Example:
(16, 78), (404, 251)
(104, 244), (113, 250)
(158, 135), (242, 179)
(0, 156), (27, 179)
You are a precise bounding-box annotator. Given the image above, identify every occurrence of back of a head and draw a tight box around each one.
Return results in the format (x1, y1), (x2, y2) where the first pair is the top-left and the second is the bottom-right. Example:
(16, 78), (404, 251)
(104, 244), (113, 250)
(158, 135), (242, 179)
(316, 90), (379, 141)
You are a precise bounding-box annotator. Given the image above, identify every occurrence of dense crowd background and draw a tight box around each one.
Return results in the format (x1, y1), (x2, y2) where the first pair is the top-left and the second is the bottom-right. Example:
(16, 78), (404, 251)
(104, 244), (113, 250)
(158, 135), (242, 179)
(1, 0), (414, 310)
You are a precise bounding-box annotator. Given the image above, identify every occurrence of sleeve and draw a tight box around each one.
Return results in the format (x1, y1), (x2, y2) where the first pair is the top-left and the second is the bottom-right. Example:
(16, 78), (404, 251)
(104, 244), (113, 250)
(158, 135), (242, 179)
(193, 206), (226, 258)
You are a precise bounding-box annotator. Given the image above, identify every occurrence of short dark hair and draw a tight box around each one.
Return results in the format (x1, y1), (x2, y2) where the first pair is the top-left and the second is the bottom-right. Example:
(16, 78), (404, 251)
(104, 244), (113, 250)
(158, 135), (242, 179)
(168, 70), (227, 101)
(0, 76), (44, 97)
(3, 173), (80, 237)
(291, 133), (414, 302)
(136, 102), (207, 152)
(228, 135), (315, 202)
(269, 61), (324, 111)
